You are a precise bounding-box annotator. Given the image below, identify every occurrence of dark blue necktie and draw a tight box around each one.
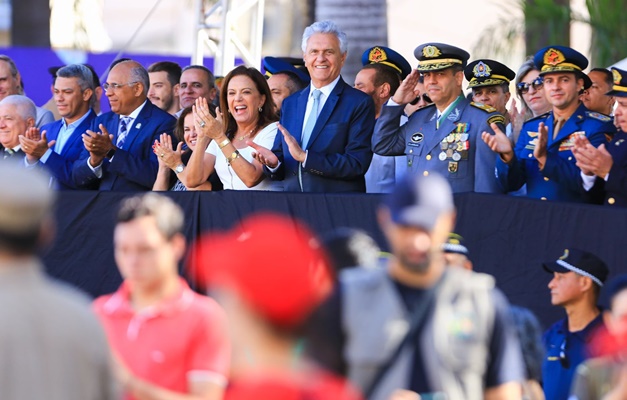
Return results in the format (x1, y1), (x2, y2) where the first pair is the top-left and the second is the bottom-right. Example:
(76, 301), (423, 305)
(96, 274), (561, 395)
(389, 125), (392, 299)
(116, 117), (131, 148)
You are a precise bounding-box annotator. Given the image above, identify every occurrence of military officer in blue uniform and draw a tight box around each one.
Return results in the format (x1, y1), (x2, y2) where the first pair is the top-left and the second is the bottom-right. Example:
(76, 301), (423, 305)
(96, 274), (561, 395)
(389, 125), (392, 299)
(482, 45), (616, 202)
(356, 45), (412, 193)
(373, 43), (506, 193)
(575, 67), (627, 207)
(465, 59), (516, 127)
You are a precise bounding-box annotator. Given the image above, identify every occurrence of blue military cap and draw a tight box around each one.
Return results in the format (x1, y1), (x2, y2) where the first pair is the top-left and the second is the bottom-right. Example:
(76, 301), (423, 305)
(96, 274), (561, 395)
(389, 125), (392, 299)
(464, 59), (515, 88)
(607, 67), (627, 97)
(543, 248), (608, 287)
(385, 173), (454, 230)
(534, 45), (588, 76)
(414, 43), (470, 72)
(442, 233), (470, 257)
(262, 56), (310, 84)
(361, 46), (412, 79)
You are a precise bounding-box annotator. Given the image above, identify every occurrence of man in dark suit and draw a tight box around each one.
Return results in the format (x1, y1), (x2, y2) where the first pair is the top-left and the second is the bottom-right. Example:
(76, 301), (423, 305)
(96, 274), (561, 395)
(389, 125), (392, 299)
(20, 64), (97, 189)
(72, 60), (176, 191)
(0, 94), (35, 159)
(252, 20), (375, 193)
(575, 67), (627, 207)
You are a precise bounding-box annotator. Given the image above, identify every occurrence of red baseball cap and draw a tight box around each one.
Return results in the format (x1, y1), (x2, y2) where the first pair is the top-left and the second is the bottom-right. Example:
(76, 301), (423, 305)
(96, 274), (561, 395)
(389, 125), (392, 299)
(193, 213), (333, 328)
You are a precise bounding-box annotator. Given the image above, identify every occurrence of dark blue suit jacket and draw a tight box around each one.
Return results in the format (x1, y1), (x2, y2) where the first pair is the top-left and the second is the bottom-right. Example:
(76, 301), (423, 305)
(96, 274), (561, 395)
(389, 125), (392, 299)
(496, 104), (615, 202)
(72, 101), (176, 191)
(589, 131), (627, 206)
(265, 77), (375, 192)
(40, 109), (96, 190)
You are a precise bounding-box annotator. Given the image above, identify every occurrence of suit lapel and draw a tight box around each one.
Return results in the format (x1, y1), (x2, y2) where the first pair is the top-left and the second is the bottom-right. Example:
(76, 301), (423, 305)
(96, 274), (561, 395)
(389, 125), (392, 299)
(293, 89), (309, 145)
(306, 78), (344, 149)
(61, 110), (94, 156)
(120, 102), (151, 150)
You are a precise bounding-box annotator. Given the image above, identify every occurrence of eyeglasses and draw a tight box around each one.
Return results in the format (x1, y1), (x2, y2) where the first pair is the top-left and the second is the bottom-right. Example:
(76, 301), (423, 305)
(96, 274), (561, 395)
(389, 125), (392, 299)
(517, 77), (544, 94)
(103, 82), (138, 92)
(410, 93), (433, 106)
(559, 338), (570, 369)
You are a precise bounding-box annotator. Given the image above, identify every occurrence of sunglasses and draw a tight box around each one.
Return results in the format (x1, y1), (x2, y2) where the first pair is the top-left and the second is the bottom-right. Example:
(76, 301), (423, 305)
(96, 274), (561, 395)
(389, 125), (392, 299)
(517, 77), (544, 94)
(559, 338), (570, 369)
(410, 93), (432, 105)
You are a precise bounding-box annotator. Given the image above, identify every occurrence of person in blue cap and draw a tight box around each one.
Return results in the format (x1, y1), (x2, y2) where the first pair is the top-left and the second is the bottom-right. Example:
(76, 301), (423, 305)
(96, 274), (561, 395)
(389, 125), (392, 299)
(574, 67), (627, 207)
(465, 59), (516, 129)
(262, 56), (308, 112)
(373, 42), (507, 193)
(355, 45), (412, 193)
(306, 173), (524, 400)
(482, 45), (616, 202)
(541, 248), (609, 400)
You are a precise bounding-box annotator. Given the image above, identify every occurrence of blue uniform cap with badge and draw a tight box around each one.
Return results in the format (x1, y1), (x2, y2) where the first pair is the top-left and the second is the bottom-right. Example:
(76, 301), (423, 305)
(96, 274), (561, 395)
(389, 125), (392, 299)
(533, 45), (592, 89)
(542, 248), (609, 287)
(464, 59), (515, 88)
(361, 46), (412, 79)
(262, 56), (310, 84)
(414, 43), (470, 72)
(606, 67), (627, 97)
(442, 233), (470, 257)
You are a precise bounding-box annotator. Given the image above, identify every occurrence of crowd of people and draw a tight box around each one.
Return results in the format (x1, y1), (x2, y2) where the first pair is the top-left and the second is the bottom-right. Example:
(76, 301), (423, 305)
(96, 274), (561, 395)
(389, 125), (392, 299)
(1, 17), (627, 400)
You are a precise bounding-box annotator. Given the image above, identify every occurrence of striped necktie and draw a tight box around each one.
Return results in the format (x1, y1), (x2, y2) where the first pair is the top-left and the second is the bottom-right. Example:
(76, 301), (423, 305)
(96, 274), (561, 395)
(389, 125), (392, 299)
(116, 117), (131, 148)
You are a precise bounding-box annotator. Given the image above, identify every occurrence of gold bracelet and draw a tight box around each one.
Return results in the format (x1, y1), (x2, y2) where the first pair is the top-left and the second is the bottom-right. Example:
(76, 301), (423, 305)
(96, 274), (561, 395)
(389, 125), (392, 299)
(227, 150), (240, 164)
(218, 138), (230, 149)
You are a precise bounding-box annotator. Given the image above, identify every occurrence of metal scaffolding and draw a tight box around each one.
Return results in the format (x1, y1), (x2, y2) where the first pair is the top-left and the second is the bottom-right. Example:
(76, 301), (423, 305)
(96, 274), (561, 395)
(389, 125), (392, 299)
(192, 0), (265, 76)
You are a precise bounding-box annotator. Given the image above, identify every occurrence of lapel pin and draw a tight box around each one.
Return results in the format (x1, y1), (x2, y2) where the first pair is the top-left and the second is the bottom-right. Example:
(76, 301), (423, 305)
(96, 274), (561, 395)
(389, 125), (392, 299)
(136, 123), (142, 129)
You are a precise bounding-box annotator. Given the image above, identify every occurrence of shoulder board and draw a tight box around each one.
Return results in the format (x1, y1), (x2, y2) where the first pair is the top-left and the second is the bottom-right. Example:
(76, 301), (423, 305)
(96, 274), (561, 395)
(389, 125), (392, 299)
(487, 114), (505, 125)
(585, 111), (612, 122)
(410, 102), (436, 115)
(527, 111), (551, 122)
(470, 102), (497, 113)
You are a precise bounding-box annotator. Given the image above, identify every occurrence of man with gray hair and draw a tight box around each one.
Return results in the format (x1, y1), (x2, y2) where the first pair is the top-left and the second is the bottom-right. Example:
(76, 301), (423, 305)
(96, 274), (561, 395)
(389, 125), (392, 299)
(252, 20), (375, 192)
(0, 160), (117, 399)
(177, 65), (217, 116)
(0, 54), (54, 127)
(20, 64), (97, 189)
(72, 59), (176, 191)
(0, 94), (36, 159)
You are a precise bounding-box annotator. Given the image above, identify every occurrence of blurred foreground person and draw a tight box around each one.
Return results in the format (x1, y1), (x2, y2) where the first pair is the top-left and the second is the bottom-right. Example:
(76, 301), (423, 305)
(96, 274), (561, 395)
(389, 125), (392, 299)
(571, 275), (627, 400)
(0, 160), (116, 400)
(94, 193), (230, 400)
(307, 173), (524, 400)
(196, 213), (363, 400)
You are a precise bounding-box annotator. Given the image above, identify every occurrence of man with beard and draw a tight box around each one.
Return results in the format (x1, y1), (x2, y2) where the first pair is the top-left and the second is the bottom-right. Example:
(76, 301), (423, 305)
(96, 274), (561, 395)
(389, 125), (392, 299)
(147, 61), (181, 116)
(306, 173), (524, 400)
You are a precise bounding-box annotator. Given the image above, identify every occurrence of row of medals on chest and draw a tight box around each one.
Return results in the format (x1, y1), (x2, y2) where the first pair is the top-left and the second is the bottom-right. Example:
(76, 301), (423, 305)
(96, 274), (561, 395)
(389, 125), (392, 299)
(438, 130), (470, 162)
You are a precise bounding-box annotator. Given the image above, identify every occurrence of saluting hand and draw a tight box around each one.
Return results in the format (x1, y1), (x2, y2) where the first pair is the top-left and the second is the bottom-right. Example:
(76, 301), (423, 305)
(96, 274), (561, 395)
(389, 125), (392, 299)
(481, 122), (514, 163)
(392, 70), (421, 105)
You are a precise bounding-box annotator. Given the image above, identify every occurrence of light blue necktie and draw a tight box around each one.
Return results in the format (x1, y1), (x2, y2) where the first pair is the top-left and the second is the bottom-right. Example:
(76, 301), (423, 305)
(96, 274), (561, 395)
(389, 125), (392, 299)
(116, 117), (131, 149)
(301, 89), (321, 149)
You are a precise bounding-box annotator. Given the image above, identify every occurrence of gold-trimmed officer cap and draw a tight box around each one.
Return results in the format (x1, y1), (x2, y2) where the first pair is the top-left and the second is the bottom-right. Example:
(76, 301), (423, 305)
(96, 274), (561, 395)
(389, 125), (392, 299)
(414, 43), (470, 72)
(464, 59), (515, 88)
(533, 45), (588, 76)
(361, 46), (412, 79)
(607, 67), (627, 97)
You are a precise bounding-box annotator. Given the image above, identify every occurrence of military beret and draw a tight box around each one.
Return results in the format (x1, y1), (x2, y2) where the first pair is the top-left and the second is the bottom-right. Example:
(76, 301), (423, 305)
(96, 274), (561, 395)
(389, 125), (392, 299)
(414, 43), (470, 72)
(361, 46), (412, 79)
(607, 67), (627, 97)
(534, 45), (588, 76)
(262, 56), (310, 84)
(465, 59), (515, 88)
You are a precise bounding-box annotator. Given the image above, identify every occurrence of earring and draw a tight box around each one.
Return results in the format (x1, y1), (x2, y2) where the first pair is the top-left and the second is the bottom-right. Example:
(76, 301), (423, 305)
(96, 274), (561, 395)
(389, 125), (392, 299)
(258, 106), (263, 113)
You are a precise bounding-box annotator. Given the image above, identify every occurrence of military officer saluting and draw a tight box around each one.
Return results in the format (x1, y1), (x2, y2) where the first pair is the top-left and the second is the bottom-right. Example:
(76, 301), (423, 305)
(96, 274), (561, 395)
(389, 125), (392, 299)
(373, 42), (506, 193)
(483, 45), (616, 202)
(575, 67), (627, 207)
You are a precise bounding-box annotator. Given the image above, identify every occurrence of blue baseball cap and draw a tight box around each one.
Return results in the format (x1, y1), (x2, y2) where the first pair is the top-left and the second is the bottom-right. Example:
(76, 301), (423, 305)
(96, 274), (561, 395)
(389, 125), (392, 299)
(385, 173), (454, 229)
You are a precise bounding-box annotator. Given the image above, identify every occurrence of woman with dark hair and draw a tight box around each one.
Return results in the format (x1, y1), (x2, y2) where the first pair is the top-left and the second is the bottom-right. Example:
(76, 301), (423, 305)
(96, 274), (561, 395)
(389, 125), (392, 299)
(152, 106), (214, 191)
(185, 65), (280, 190)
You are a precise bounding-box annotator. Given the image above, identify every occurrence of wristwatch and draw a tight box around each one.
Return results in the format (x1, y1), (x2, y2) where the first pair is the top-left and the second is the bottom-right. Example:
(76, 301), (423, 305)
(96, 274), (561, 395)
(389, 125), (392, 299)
(174, 164), (185, 174)
(105, 147), (116, 159)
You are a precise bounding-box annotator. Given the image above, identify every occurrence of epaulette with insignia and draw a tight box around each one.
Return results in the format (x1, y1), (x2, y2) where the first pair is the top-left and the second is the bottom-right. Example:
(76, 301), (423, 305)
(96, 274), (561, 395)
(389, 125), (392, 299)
(470, 102), (497, 113)
(527, 111), (550, 122)
(487, 114), (505, 125)
(585, 111), (612, 122)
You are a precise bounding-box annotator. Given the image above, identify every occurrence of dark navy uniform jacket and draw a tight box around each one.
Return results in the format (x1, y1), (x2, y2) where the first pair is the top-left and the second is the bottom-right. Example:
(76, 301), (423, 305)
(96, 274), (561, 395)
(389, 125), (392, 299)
(373, 96), (505, 193)
(589, 131), (627, 206)
(496, 104), (615, 202)
(542, 314), (604, 400)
